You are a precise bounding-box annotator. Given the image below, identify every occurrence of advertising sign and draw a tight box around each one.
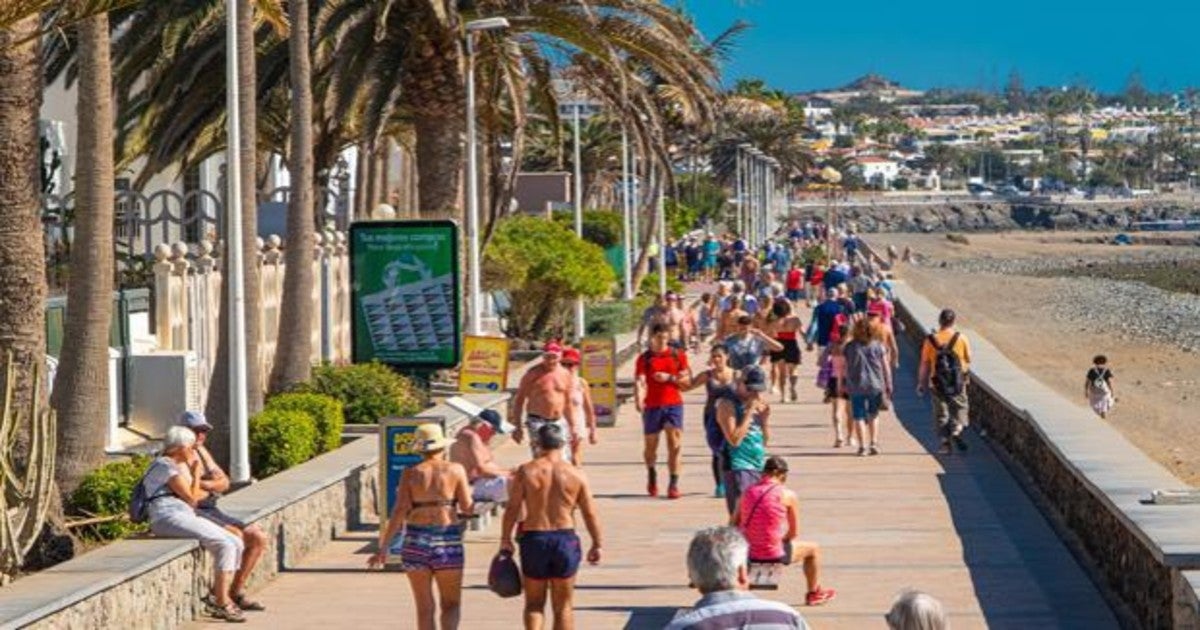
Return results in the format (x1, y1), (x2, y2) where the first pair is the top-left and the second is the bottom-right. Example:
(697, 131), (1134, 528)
(580, 337), (617, 425)
(350, 221), (460, 369)
(458, 336), (510, 394)
(379, 416), (446, 562)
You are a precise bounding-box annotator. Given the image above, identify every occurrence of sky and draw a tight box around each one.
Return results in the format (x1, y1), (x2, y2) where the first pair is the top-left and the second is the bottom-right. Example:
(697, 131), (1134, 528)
(684, 0), (1200, 95)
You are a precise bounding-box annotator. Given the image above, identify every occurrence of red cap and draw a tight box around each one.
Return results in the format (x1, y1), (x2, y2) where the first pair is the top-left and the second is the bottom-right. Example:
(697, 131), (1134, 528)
(562, 348), (582, 364)
(542, 341), (563, 356)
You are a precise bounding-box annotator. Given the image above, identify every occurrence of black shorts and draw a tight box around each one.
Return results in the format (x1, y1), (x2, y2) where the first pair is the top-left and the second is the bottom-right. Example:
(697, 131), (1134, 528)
(770, 339), (801, 364)
(825, 377), (849, 400)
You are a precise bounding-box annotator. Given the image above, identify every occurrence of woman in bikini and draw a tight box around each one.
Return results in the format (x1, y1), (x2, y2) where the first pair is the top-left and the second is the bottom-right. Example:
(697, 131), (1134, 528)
(686, 345), (739, 499)
(369, 423), (473, 630)
(769, 299), (805, 403)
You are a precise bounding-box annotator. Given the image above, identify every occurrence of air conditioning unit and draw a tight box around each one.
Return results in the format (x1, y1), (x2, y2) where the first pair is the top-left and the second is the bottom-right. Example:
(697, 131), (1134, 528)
(127, 351), (202, 438)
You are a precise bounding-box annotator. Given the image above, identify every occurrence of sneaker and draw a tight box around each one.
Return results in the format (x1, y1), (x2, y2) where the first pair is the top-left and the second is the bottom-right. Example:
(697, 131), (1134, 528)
(806, 587), (837, 606)
(667, 486), (682, 500)
(868, 445), (880, 456)
(647, 481), (658, 497)
(856, 446), (866, 457)
(833, 438), (844, 448)
(954, 434), (968, 452)
(714, 482), (726, 498)
(789, 386), (799, 402)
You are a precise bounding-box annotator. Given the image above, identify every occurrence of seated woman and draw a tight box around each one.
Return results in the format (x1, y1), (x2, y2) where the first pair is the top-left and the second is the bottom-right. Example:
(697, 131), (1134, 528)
(144, 426), (247, 622)
(369, 423), (473, 630)
(734, 456), (836, 607)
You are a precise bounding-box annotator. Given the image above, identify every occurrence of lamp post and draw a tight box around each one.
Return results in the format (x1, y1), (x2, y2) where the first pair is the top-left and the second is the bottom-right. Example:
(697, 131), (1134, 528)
(464, 17), (510, 337)
(748, 148), (763, 247)
(620, 127), (633, 299)
(735, 143), (751, 241)
(225, 0), (250, 482)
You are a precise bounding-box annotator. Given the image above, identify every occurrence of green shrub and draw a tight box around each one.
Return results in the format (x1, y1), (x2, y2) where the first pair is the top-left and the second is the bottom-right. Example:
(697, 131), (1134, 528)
(297, 362), (427, 425)
(585, 302), (633, 336)
(639, 272), (683, 297)
(266, 392), (345, 453)
(551, 209), (623, 248)
(249, 409), (317, 477)
(70, 456), (151, 541)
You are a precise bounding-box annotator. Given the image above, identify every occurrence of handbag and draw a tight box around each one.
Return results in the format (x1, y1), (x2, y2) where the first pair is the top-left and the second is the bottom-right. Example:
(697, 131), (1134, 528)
(488, 549), (523, 598)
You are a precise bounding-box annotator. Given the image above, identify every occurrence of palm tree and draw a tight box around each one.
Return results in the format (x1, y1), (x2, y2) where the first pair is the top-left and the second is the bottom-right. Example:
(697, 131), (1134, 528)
(268, 0), (315, 393)
(51, 12), (116, 495)
(0, 14), (48, 435)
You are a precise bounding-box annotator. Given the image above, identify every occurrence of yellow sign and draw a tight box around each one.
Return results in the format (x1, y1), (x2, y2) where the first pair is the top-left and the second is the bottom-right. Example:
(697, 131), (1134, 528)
(458, 336), (511, 393)
(580, 337), (617, 425)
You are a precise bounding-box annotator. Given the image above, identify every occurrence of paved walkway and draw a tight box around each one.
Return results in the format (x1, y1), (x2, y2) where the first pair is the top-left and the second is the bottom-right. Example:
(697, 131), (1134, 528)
(190, 338), (1117, 629)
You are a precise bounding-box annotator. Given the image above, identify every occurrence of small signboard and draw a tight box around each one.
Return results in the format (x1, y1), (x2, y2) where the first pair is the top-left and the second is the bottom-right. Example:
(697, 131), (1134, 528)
(580, 337), (617, 426)
(378, 416), (446, 563)
(458, 336), (511, 394)
(349, 220), (461, 369)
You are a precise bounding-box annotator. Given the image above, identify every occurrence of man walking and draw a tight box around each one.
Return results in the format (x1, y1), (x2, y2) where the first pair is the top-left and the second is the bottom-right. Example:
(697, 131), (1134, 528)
(512, 341), (577, 462)
(666, 527), (809, 629)
(500, 424), (603, 630)
(635, 323), (692, 498)
(917, 308), (973, 454)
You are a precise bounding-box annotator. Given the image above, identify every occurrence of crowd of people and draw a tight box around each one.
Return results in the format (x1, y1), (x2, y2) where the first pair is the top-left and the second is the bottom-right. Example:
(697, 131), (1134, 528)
(138, 222), (972, 629)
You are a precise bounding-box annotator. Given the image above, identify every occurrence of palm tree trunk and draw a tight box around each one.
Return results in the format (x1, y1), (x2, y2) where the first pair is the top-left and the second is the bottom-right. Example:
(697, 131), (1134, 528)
(268, 0), (315, 394)
(353, 141), (366, 218)
(205, 0), (264, 464)
(413, 113), (463, 219)
(0, 15), (49, 442)
(51, 13), (115, 495)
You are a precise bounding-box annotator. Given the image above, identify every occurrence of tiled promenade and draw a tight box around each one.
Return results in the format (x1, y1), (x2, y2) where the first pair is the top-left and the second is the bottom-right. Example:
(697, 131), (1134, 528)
(190, 339), (1117, 629)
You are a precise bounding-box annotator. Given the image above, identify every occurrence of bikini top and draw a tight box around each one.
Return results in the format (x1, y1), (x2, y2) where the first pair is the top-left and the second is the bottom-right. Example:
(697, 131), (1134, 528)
(411, 498), (457, 510)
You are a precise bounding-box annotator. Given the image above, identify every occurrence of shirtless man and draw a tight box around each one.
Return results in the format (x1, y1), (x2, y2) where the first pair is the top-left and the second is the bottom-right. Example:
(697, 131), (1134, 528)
(636, 294), (671, 346)
(500, 424), (603, 630)
(449, 409), (511, 502)
(512, 341), (577, 463)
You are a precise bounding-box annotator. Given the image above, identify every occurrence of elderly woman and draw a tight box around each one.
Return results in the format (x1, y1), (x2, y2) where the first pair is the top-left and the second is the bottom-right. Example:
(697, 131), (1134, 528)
(885, 589), (950, 630)
(369, 423), (473, 630)
(144, 426), (246, 622)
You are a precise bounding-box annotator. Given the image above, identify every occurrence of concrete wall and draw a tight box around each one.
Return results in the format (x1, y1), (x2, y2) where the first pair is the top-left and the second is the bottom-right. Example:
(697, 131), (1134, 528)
(0, 394), (505, 630)
(889, 280), (1200, 629)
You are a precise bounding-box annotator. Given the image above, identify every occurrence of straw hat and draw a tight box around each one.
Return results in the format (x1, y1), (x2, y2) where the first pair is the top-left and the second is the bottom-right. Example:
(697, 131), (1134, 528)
(413, 423), (451, 453)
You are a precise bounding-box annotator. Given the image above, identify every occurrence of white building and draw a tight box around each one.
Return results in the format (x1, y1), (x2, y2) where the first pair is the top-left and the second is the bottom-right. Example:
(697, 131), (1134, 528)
(855, 156), (900, 187)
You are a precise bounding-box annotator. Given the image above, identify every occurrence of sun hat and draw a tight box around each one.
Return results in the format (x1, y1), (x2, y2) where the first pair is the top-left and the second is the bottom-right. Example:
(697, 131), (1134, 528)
(413, 423), (452, 453)
(742, 365), (769, 392)
(178, 410), (213, 432)
(562, 347), (582, 365)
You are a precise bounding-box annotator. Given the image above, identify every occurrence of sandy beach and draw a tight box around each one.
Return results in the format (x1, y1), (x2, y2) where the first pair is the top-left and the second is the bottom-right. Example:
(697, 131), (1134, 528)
(875, 231), (1200, 486)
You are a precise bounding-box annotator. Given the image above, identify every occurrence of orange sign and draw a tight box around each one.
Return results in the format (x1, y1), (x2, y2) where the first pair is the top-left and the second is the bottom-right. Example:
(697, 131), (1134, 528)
(458, 336), (510, 393)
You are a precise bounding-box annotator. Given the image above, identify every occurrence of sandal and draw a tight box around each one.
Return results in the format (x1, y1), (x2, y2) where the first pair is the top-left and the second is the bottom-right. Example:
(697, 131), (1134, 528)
(233, 593), (266, 612)
(210, 604), (246, 623)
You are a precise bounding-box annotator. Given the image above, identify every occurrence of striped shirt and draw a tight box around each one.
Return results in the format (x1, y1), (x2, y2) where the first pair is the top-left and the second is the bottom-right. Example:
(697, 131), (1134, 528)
(665, 591), (809, 630)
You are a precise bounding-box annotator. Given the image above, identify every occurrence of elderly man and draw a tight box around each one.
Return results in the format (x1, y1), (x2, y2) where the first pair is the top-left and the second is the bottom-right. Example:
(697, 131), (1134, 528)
(512, 341), (577, 463)
(666, 527), (809, 630)
(449, 409), (511, 502)
(178, 411), (268, 613)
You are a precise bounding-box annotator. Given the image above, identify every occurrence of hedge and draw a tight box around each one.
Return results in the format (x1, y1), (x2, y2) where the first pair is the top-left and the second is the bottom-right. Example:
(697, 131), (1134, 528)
(265, 392), (344, 454)
(249, 409), (317, 477)
(295, 362), (427, 425)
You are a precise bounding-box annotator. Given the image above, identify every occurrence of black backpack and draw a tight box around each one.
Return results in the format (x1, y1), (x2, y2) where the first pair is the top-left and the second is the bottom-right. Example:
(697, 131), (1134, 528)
(928, 333), (964, 398)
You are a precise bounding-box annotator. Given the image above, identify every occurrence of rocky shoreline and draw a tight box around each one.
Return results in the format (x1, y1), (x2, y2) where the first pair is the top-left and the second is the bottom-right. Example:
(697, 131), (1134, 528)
(794, 201), (1200, 233)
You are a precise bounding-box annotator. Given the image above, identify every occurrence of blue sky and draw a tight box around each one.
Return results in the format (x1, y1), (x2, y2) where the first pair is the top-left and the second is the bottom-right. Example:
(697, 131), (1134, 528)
(684, 0), (1199, 94)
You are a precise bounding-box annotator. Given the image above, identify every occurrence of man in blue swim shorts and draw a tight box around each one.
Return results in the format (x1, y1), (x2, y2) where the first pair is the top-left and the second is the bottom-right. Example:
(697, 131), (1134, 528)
(501, 424), (603, 630)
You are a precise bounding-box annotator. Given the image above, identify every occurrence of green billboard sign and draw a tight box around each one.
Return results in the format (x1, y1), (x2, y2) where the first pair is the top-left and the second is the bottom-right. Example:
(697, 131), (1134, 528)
(349, 220), (461, 369)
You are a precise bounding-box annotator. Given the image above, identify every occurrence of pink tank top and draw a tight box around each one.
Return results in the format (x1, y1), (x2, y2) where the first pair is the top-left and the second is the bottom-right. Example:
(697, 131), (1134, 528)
(739, 480), (787, 560)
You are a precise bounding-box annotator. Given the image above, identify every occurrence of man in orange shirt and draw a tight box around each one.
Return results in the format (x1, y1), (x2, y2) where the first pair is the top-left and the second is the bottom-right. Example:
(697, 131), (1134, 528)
(917, 309), (972, 454)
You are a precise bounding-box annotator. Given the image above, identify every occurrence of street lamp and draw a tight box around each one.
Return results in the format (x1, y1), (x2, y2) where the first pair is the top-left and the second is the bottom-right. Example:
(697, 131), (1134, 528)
(748, 148), (763, 247)
(735, 143), (752, 241)
(225, 0), (250, 482)
(464, 17), (510, 337)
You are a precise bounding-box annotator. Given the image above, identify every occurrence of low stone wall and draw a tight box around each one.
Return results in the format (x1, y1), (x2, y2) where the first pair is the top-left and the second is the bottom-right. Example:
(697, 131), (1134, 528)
(0, 393), (507, 630)
(890, 281), (1200, 629)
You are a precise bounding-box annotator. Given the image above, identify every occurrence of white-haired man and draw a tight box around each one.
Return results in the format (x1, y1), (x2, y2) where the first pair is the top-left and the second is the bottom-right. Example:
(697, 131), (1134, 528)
(666, 527), (809, 630)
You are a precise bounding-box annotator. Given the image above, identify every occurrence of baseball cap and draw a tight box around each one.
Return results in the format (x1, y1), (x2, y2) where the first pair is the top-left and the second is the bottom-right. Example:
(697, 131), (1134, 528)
(474, 409), (507, 434)
(542, 341), (563, 356)
(562, 347), (582, 365)
(179, 410), (213, 432)
(742, 366), (769, 392)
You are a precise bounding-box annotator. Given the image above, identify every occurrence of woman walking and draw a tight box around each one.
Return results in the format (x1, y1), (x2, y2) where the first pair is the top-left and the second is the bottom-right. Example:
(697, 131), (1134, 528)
(1085, 355), (1117, 419)
(562, 347), (598, 465)
(716, 366), (771, 516)
(823, 324), (852, 447)
(370, 424), (473, 630)
(769, 299), (805, 403)
(686, 346), (739, 498)
(841, 318), (893, 456)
